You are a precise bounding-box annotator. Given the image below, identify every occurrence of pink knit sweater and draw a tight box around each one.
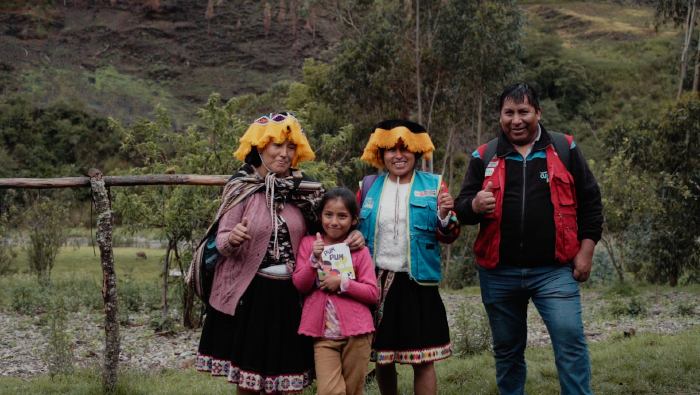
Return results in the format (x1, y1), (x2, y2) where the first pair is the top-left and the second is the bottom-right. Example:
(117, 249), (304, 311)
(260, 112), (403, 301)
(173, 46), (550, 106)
(209, 192), (306, 317)
(293, 236), (378, 338)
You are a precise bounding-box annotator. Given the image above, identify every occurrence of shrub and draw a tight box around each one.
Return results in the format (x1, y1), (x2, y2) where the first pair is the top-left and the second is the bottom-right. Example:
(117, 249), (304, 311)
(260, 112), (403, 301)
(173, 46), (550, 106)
(119, 269), (144, 313)
(22, 195), (69, 283)
(0, 214), (17, 276)
(603, 281), (639, 299)
(452, 301), (492, 356)
(149, 315), (174, 333)
(9, 280), (42, 314)
(42, 296), (75, 379)
(676, 299), (696, 317)
(608, 296), (647, 317)
(679, 269), (700, 286)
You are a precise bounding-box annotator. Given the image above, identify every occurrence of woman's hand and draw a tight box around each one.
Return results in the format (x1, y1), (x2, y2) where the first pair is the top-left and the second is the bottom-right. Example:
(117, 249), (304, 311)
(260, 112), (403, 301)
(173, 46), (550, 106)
(228, 217), (251, 247)
(438, 192), (454, 219)
(313, 233), (324, 261)
(344, 229), (366, 251)
(319, 276), (341, 293)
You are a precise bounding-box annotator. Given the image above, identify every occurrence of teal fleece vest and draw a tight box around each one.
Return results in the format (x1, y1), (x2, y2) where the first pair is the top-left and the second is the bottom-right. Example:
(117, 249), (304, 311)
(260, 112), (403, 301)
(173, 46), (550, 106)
(358, 171), (442, 285)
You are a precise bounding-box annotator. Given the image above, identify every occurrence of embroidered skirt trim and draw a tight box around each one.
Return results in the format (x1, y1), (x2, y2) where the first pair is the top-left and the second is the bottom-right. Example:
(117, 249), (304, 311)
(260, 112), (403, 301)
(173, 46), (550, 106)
(372, 342), (452, 365)
(196, 352), (312, 394)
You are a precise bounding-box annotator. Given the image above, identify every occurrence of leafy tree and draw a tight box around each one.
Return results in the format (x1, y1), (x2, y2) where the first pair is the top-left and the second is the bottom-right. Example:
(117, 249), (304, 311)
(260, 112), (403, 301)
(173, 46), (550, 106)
(302, 0), (524, 184)
(435, 0), (524, 146)
(111, 92), (347, 327)
(111, 95), (246, 327)
(601, 94), (700, 285)
(655, 0), (700, 97)
(0, 97), (122, 179)
(598, 151), (666, 282)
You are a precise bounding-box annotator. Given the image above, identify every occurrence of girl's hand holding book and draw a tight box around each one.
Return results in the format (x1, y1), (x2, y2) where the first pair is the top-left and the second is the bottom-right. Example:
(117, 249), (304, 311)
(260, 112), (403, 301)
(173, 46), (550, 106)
(319, 275), (341, 293)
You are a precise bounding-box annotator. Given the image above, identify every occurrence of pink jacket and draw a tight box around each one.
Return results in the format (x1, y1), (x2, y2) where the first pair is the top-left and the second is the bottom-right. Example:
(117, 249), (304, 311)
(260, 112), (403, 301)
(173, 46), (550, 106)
(293, 236), (378, 338)
(209, 192), (306, 317)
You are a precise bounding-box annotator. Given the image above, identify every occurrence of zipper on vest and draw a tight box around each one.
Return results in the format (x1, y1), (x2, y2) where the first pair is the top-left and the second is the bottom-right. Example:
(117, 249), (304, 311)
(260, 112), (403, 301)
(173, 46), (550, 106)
(519, 160), (527, 266)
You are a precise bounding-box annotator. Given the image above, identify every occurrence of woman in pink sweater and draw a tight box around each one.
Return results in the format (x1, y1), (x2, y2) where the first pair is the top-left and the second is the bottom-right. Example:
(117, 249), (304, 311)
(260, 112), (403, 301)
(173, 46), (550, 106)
(294, 187), (379, 395)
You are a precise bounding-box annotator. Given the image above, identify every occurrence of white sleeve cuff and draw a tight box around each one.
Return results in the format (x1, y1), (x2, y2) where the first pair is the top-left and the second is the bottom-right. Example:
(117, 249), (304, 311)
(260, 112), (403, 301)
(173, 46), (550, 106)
(438, 211), (451, 227)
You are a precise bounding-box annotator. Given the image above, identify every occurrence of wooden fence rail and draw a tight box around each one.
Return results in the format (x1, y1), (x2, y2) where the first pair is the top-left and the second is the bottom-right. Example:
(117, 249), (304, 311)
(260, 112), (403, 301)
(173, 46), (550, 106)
(0, 174), (230, 189)
(0, 171), (231, 391)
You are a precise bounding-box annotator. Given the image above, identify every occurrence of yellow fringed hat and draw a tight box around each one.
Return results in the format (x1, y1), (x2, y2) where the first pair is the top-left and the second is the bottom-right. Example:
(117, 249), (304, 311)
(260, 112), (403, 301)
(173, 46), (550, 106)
(360, 120), (435, 168)
(234, 112), (315, 168)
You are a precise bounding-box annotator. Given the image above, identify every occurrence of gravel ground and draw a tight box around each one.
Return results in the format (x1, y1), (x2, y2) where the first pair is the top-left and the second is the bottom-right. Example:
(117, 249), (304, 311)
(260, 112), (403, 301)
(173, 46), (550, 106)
(1, 291), (697, 378)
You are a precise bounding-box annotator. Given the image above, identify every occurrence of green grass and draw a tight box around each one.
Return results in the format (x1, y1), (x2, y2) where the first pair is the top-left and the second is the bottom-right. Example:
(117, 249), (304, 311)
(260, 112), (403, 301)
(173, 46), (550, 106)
(9, 246), (167, 280)
(18, 66), (194, 125)
(0, 328), (697, 394)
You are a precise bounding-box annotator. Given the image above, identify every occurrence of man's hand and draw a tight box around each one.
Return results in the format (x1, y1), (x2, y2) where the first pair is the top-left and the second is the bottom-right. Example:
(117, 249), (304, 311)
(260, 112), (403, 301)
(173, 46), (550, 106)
(319, 276), (342, 293)
(228, 217), (251, 246)
(438, 192), (454, 219)
(573, 239), (595, 282)
(313, 232), (324, 261)
(472, 181), (496, 215)
(344, 229), (366, 251)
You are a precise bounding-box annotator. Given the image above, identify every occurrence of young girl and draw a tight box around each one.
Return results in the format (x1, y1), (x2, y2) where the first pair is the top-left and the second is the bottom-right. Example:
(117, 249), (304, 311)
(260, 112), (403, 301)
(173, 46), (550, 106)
(293, 187), (379, 395)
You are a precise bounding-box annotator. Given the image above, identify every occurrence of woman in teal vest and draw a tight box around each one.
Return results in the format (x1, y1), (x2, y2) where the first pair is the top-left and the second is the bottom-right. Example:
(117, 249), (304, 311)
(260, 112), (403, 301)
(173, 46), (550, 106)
(356, 120), (460, 395)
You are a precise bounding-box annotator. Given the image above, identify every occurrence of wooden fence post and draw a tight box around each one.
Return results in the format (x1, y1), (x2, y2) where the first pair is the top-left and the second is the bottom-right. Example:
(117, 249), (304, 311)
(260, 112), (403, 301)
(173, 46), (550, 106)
(88, 169), (120, 391)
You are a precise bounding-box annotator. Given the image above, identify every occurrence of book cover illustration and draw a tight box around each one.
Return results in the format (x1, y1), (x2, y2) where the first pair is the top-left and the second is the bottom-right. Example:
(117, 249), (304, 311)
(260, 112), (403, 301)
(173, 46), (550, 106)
(317, 243), (356, 281)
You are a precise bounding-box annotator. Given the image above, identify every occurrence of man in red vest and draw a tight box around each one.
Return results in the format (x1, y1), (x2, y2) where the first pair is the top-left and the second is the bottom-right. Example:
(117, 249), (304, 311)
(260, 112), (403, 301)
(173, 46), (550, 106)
(454, 83), (603, 395)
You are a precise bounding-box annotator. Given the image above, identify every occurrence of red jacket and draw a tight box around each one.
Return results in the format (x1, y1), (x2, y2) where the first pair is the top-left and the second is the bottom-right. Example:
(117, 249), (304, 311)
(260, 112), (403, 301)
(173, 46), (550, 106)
(474, 141), (580, 269)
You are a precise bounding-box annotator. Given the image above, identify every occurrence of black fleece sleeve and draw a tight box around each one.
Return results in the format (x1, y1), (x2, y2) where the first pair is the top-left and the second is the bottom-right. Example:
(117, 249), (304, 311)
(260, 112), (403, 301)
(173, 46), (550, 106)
(454, 152), (486, 226)
(569, 145), (604, 243)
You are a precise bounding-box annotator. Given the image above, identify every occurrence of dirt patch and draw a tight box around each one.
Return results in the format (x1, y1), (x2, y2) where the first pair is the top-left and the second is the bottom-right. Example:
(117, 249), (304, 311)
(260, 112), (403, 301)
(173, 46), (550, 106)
(534, 5), (592, 33)
(581, 30), (644, 42)
(1, 291), (697, 378)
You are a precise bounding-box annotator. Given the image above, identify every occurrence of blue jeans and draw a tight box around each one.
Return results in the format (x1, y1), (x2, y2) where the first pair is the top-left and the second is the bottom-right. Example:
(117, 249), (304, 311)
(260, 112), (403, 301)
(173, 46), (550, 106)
(478, 265), (592, 395)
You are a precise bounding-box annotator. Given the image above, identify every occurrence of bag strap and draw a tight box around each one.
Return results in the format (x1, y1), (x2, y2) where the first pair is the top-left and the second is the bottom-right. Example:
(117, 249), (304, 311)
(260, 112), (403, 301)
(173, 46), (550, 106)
(360, 174), (380, 207)
(481, 138), (498, 163)
(548, 131), (571, 173)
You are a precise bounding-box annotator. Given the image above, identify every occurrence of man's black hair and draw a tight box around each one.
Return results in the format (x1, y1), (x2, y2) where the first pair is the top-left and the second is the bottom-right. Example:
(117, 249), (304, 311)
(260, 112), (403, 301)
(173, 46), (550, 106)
(499, 83), (540, 112)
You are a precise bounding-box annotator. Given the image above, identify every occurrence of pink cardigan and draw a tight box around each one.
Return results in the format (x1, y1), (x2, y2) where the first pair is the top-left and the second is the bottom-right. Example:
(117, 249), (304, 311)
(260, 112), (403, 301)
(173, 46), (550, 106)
(293, 235), (378, 338)
(209, 192), (306, 317)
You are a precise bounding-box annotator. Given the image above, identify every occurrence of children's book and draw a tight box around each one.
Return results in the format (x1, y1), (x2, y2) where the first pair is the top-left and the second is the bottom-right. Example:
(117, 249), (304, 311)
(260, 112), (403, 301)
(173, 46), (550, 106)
(317, 243), (356, 281)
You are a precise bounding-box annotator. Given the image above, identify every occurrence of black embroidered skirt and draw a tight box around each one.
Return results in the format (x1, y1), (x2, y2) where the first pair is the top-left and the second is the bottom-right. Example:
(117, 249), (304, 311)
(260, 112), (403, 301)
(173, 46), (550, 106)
(372, 271), (452, 365)
(196, 275), (314, 393)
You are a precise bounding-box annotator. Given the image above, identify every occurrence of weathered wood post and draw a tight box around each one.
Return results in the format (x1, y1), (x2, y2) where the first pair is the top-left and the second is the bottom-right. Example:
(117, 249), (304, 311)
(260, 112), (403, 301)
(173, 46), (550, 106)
(88, 169), (120, 391)
(0, 174), (230, 389)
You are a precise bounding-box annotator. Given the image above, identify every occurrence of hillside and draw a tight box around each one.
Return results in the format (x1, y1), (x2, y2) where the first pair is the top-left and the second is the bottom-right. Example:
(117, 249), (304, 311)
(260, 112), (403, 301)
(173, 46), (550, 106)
(0, 1), (681, 136)
(0, 0), (339, 125)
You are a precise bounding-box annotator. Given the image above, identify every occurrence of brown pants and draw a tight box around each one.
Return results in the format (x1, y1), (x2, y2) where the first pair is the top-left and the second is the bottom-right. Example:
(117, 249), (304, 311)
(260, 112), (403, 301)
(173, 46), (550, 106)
(313, 333), (372, 395)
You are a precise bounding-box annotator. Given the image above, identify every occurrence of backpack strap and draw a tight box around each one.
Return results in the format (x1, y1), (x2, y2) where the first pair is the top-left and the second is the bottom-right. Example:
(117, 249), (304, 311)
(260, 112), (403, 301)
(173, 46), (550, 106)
(480, 138), (499, 164)
(360, 174), (380, 207)
(548, 131), (572, 173)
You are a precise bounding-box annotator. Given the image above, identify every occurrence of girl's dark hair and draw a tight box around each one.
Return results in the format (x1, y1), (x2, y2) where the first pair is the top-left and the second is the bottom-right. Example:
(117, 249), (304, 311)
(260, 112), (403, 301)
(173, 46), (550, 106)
(318, 187), (360, 232)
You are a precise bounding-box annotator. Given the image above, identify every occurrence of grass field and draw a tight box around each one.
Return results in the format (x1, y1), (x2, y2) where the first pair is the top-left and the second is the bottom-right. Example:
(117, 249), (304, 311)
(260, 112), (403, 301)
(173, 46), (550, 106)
(8, 246), (168, 280)
(0, 328), (697, 395)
